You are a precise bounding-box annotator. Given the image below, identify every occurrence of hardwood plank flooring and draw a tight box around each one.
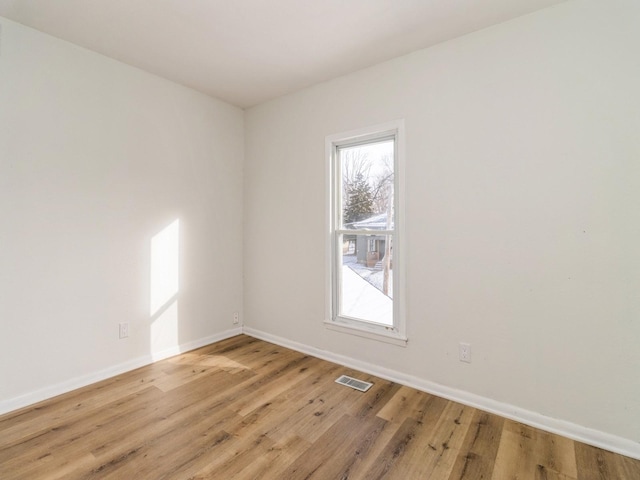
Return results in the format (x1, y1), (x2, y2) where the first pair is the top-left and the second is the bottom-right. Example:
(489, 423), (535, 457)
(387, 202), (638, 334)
(0, 335), (638, 479)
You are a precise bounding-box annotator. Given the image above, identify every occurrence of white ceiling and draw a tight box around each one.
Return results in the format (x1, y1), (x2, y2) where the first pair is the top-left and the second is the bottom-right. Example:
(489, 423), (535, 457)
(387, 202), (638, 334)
(0, 0), (566, 108)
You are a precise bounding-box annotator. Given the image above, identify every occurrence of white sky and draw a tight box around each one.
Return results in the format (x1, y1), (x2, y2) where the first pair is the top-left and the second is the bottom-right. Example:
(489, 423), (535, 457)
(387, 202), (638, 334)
(340, 139), (394, 185)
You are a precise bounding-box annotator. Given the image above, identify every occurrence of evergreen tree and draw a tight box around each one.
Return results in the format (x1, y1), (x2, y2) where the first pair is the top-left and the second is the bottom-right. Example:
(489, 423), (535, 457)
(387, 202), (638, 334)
(344, 173), (374, 224)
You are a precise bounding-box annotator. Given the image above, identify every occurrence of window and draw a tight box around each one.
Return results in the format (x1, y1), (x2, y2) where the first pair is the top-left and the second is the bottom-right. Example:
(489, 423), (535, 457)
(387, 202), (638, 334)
(326, 121), (406, 345)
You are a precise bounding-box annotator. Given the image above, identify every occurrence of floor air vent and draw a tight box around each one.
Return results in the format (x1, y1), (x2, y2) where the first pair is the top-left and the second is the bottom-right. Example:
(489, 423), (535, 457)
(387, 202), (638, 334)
(335, 375), (373, 392)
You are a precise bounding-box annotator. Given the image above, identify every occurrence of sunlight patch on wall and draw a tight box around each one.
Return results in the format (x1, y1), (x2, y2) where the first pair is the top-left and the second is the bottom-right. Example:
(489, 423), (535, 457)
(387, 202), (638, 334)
(150, 219), (180, 359)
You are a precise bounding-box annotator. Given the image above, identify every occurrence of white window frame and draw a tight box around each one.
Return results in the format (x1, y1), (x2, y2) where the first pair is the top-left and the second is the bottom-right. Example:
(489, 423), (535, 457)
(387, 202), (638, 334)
(325, 120), (407, 346)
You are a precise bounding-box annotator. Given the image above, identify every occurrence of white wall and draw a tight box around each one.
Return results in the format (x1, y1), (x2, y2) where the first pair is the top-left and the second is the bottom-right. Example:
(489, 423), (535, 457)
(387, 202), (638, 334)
(244, 0), (640, 454)
(0, 17), (244, 409)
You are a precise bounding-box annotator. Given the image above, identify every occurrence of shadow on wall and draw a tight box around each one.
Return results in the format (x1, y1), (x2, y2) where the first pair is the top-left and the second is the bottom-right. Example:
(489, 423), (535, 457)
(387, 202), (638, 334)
(150, 218), (180, 360)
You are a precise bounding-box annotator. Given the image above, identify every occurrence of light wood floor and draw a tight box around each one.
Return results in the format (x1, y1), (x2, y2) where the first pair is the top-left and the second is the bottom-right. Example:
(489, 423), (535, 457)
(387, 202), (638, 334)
(1, 335), (638, 479)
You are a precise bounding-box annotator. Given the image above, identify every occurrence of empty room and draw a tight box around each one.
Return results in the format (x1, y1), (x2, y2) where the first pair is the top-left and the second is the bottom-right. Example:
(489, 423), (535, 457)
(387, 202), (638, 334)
(1, 0), (639, 478)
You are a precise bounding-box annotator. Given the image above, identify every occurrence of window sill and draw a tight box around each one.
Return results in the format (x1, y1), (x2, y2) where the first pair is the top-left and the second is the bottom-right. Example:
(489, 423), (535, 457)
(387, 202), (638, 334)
(324, 320), (408, 347)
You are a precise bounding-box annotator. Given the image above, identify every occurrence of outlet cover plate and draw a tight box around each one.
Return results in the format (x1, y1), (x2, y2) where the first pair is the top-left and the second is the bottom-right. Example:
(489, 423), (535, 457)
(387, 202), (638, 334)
(459, 342), (471, 363)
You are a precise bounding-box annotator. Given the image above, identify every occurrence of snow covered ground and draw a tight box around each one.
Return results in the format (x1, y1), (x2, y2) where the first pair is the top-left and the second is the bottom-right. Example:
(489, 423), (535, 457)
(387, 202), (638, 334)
(343, 255), (393, 298)
(341, 257), (393, 326)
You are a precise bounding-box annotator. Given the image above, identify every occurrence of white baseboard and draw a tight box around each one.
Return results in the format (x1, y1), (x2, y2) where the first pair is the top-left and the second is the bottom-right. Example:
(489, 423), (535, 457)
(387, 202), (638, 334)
(243, 326), (640, 461)
(0, 327), (242, 417)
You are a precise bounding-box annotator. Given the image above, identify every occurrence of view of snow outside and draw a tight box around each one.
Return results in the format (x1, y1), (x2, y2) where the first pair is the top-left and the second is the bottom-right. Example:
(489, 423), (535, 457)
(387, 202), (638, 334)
(343, 254), (393, 298)
(341, 254), (393, 326)
(338, 139), (394, 326)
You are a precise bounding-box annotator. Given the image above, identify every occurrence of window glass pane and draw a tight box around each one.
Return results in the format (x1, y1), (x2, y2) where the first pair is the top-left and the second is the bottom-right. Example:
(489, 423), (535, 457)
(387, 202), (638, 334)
(339, 140), (394, 230)
(339, 233), (393, 326)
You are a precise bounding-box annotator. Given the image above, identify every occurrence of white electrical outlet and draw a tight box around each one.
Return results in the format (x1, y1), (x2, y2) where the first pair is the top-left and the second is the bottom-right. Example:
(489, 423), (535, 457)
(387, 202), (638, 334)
(459, 342), (471, 363)
(119, 322), (129, 339)
(233, 312), (239, 325)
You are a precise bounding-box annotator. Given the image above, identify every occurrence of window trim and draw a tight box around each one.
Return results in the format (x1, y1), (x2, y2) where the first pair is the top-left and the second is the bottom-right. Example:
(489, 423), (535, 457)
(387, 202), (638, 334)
(325, 120), (407, 347)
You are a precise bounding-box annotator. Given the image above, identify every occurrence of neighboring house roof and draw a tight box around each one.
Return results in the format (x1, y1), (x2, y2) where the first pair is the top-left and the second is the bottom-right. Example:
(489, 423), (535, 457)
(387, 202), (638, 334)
(347, 212), (393, 230)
